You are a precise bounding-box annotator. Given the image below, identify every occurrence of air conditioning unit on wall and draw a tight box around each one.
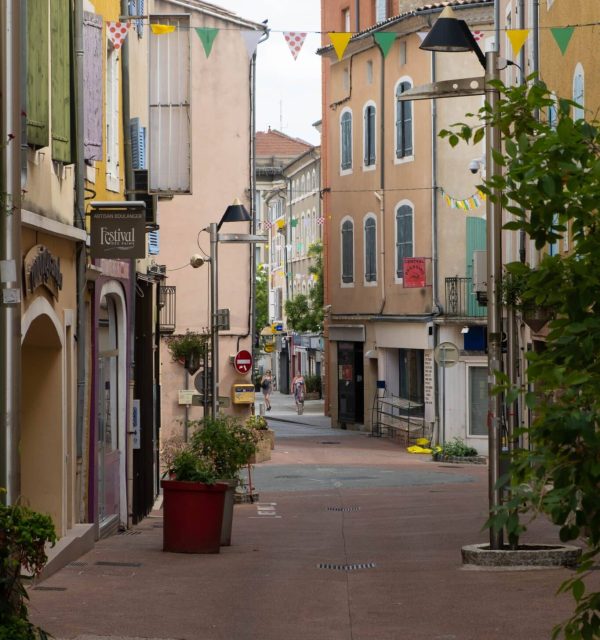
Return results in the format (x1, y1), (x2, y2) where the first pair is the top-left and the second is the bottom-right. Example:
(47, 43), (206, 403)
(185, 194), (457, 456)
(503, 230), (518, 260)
(148, 263), (166, 277)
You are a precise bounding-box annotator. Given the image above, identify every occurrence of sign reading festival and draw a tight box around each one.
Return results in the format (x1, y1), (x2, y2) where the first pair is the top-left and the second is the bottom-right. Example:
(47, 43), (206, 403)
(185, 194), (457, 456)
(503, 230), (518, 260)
(90, 209), (146, 259)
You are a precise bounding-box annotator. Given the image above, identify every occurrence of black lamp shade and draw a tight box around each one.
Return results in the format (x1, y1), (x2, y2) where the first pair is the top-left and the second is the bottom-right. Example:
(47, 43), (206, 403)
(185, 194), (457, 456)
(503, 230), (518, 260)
(218, 198), (251, 230)
(419, 8), (486, 69)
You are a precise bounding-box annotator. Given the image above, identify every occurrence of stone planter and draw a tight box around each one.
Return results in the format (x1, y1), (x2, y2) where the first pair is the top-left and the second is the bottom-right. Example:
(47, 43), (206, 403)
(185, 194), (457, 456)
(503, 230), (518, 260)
(305, 391), (321, 401)
(249, 430), (274, 463)
(462, 543), (581, 569)
(433, 454), (487, 465)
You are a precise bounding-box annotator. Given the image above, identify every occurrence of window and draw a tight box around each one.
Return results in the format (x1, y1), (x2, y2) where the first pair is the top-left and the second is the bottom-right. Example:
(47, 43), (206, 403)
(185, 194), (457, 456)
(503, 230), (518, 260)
(340, 110), (353, 171)
(341, 219), (354, 284)
(342, 7), (350, 32)
(106, 41), (120, 191)
(398, 349), (424, 418)
(396, 81), (413, 159)
(364, 216), (377, 283)
(399, 40), (407, 66)
(364, 104), (376, 167)
(468, 366), (487, 436)
(548, 213), (559, 256)
(366, 60), (373, 84)
(375, 0), (387, 23)
(573, 64), (584, 121)
(395, 203), (413, 278)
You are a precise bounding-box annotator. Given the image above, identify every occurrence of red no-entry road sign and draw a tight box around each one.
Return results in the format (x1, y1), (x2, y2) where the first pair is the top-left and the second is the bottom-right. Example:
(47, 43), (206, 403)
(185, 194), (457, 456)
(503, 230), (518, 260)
(233, 349), (253, 374)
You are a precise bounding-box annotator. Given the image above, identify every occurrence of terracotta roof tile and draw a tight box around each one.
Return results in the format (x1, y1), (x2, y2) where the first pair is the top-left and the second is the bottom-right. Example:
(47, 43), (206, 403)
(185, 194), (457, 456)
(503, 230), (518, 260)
(256, 129), (313, 158)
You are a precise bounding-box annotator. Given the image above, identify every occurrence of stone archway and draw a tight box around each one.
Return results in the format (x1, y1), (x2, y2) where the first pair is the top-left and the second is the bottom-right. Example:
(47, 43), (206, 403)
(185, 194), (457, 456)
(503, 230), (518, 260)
(21, 301), (65, 534)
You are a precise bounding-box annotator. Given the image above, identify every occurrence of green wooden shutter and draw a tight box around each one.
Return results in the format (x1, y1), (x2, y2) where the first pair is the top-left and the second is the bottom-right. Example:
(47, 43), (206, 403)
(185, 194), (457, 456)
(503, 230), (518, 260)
(466, 216), (486, 316)
(51, 0), (72, 162)
(27, 0), (49, 147)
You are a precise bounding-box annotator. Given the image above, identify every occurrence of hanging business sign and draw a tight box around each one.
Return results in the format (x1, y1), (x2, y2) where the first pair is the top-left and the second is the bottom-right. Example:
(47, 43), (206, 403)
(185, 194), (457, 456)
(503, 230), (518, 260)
(403, 257), (427, 288)
(23, 244), (63, 300)
(90, 208), (146, 258)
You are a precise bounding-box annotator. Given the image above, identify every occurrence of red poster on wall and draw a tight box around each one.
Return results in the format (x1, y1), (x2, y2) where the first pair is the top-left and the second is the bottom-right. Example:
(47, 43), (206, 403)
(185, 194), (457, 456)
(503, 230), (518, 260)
(403, 258), (427, 288)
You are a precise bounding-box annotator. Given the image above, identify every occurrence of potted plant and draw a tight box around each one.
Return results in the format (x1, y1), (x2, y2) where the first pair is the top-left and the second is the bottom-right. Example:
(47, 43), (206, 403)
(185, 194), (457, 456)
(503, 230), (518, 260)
(246, 414), (275, 458)
(304, 374), (322, 400)
(166, 330), (209, 375)
(0, 494), (56, 639)
(189, 415), (258, 546)
(161, 448), (229, 554)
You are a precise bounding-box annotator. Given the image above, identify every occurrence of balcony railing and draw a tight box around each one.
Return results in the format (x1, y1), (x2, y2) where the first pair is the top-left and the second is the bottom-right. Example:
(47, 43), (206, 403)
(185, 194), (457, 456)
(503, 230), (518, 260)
(445, 277), (486, 318)
(159, 285), (176, 333)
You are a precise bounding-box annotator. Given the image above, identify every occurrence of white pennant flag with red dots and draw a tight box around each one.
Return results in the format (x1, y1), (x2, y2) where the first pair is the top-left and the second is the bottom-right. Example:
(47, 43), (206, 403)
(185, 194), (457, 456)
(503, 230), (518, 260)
(106, 21), (131, 50)
(284, 32), (307, 60)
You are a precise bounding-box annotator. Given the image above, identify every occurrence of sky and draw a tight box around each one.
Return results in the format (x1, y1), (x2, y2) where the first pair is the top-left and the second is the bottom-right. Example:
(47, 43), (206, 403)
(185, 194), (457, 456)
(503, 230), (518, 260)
(214, 0), (322, 145)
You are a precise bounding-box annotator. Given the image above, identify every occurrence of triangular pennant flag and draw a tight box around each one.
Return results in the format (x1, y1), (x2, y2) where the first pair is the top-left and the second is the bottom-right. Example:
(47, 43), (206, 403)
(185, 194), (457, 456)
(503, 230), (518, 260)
(283, 32), (307, 60)
(374, 32), (396, 58)
(471, 30), (485, 42)
(241, 30), (262, 59)
(416, 32), (428, 43)
(151, 24), (176, 35)
(106, 21), (130, 50)
(506, 29), (530, 56)
(196, 27), (219, 57)
(550, 27), (574, 55)
(329, 32), (352, 61)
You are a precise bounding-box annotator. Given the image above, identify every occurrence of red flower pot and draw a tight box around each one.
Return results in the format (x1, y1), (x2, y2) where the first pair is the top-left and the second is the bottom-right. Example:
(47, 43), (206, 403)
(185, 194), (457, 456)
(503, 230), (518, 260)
(161, 480), (228, 554)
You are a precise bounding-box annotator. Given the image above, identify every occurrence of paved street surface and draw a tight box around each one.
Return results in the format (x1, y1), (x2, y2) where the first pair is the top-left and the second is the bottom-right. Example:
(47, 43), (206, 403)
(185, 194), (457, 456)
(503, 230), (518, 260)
(29, 392), (584, 640)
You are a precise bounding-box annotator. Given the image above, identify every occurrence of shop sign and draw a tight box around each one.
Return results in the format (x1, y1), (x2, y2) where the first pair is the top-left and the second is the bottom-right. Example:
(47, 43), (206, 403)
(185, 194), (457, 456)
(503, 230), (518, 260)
(23, 244), (63, 300)
(403, 257), (427, 288)
(90, 209), (146, 258)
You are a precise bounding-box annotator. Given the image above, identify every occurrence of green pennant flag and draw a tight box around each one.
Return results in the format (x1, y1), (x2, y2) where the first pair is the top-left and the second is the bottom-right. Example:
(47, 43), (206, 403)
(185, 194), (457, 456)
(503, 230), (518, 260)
(291, 218), (298, 228)
(374, 32), (396, 58)
(550, 27), (574, 55)
(196, 27), (219, 57)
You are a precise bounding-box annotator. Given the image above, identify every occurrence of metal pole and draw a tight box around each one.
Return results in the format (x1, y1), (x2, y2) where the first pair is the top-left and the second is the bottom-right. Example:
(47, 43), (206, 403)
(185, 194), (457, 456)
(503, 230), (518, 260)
(485, 49), (503, 550)
(210, 223), (219, 418)
(0, 0), (22, 504)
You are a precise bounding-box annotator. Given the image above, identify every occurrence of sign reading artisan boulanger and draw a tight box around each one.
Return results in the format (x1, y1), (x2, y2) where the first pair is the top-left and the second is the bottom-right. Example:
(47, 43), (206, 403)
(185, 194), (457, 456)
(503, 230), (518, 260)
(90, 209), (146, 258)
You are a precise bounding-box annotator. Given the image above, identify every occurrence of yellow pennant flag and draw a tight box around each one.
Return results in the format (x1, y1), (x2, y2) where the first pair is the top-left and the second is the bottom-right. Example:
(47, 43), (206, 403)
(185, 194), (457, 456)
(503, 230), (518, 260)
(329, 32), (352, 61)
(151, 24), (176, 35)
(506, 29), (530, 56)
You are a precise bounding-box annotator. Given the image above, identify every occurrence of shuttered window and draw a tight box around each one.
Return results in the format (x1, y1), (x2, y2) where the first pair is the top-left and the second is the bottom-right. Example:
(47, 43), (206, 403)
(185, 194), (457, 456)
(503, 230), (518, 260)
(572, 64), (584, 121)
(27, 0), (49, 147)
(342, 220), (354, 284)
(364, 217), (377, 282)
(51, 0), (72, 162)
(83, 12), (103, 162)
(396, 81), (413, 159)
(130, 118), (147, 170)
(148, 230), (159, 255)
(364, 105), (376, 166)
(340, 111), (352, 171)
(396, 204), (413, 278)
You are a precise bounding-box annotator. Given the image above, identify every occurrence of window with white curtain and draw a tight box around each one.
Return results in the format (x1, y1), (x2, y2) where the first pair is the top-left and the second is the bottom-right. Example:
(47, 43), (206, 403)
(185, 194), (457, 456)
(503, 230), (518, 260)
(573, 63), (585, 121)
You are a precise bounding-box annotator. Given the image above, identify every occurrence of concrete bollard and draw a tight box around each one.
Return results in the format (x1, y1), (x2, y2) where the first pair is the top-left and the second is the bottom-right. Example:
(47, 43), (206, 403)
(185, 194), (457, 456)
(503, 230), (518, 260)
(259, 403), (265, 416)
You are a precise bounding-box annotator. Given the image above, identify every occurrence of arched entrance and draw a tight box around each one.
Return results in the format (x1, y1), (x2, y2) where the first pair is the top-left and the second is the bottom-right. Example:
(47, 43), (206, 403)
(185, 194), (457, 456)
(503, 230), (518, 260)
(97, 282), (128, 533)
(21, 301), (65, 534)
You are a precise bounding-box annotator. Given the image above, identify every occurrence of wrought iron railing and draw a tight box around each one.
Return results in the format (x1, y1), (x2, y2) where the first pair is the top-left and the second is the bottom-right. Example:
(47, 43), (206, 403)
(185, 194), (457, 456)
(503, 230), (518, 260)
(159, 285), (176, 333)
(445, 277), (486, 317)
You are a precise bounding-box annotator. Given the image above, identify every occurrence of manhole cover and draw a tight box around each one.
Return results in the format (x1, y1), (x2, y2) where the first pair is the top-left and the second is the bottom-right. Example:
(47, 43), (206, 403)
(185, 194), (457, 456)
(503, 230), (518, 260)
(95, 561), (142, 568)
(318, 562), (376, 571)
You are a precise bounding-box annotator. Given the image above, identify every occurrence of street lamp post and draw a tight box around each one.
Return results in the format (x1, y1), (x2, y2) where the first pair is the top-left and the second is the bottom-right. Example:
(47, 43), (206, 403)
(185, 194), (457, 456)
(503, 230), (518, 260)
(419, 5), (504, 549)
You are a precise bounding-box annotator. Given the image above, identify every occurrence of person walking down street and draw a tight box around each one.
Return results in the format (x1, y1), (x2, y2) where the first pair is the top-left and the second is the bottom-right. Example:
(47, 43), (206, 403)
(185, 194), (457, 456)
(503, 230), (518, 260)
(261, 370), (273, 411)
(292, 373), (305, 414)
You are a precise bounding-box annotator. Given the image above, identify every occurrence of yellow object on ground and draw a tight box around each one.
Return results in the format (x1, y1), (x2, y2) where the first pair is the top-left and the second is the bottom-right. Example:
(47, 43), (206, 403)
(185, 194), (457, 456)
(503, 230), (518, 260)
(415, 438), (430, 446)
(407, 445), (433, 454)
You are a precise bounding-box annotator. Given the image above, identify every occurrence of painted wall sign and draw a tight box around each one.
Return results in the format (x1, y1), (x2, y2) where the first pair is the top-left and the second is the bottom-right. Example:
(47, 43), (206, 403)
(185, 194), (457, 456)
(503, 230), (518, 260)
(90, 210), (146, 258)
(403, 257), (427, 288)
(23, 244), (63, 299)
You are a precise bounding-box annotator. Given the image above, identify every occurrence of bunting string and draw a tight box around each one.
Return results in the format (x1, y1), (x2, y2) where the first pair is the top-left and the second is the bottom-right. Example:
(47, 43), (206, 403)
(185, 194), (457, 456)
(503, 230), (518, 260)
(441, 188), (486, 211)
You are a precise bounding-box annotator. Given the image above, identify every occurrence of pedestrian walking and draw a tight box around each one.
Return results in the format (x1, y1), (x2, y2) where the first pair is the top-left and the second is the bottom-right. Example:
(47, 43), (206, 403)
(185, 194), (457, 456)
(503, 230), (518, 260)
(292, 373), (305, 414)
(260, 370), (273, 411)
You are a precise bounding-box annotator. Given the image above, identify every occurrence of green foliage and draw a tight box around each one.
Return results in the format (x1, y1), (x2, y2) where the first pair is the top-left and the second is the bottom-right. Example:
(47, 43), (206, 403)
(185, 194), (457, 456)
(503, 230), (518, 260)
(255, 264), (269, 336)
(166, 331), (209, 362)
(190, 415), (258, 479)
(285, 242), (324, 333)
(0, 496), (56, 639)
(167, 449), (217, 484)
(245, 414), (268, 431)
(443, 75), (600, 636)
(304, 374), (322, 394)
(433, 437), (478, 459)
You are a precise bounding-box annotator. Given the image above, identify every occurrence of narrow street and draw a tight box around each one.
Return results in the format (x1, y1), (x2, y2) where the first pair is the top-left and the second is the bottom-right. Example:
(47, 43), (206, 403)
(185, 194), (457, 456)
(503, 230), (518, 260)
(29, 393), (577, 640)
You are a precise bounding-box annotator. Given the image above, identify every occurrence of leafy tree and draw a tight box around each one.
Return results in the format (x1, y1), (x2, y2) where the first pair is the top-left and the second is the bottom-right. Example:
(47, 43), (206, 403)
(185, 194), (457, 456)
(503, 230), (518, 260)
(442, 77), (600, 638)
(285, 242), (324, 333)
(255, 264), (269, 334)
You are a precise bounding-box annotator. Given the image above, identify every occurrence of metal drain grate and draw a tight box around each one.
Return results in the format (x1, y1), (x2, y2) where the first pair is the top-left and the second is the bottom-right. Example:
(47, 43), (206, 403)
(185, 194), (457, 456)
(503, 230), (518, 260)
(95, 561), (142, 568)
(118, 529), (142, 535)
(153, 523), (163, 528)
(33, 586), (67, 591)
(320, 441), (341, 445)
(68, 561), (87, 567)
(327, 506), (360, 512)
(318, 562), (376, 571)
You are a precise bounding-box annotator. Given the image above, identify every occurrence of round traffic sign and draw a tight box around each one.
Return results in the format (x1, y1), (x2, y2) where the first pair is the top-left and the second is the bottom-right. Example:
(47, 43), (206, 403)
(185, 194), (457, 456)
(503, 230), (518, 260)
(233, 349), (253, 374)
(434, 341), (459, 368)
